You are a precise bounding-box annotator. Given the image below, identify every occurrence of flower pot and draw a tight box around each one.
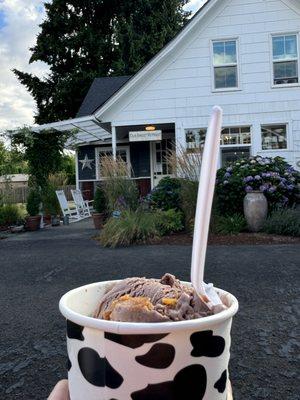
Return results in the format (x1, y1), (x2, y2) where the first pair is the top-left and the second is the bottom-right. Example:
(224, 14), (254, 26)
(43, 215), (52, 225)
(92, 213), (105, 229)
(25, 215), (41, 232)
(243, 191), (268, 232)
(51, 215), (61, 227)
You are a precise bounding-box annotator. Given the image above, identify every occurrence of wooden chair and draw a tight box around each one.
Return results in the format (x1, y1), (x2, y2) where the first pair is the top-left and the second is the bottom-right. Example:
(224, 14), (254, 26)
(55, 190), (84, 222)
(71, 189), (93, 218)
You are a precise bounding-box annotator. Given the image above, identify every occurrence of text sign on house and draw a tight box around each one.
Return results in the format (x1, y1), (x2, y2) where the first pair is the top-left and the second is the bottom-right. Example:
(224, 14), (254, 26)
(129, 130), (162, 142)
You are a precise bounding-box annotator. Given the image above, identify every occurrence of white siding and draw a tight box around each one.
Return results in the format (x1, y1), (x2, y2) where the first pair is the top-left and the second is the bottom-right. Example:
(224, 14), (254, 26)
(103, 0), (300, 168)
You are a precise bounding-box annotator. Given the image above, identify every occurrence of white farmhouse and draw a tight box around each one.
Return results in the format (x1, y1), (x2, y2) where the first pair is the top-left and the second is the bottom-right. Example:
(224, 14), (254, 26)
(34, 0), (300, 198)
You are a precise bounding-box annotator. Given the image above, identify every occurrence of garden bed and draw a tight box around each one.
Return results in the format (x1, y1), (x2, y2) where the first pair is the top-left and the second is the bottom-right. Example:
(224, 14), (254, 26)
(148, 231), (300, 246)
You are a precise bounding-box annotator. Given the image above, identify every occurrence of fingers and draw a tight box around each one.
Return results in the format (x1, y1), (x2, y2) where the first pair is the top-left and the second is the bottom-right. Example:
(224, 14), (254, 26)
(48, 380), (70, 400)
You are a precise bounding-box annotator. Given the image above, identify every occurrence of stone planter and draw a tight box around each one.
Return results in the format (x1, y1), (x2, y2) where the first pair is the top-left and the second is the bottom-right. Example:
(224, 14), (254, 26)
(244, 191), (268, 232)
(92, 213), (105, 229)
(25, 215), (41, 232)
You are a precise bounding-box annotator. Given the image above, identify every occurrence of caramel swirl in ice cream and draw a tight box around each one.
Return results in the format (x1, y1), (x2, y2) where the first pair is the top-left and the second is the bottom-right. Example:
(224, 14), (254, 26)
(94, 274), (214, 323)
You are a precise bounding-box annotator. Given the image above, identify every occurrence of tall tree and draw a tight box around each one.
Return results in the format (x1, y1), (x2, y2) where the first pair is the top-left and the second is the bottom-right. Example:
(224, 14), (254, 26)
(14, 0), (116, 124)
(13, 0), (190, 124)
(113, 0), (190, 75)
(0, 139), (28, 176)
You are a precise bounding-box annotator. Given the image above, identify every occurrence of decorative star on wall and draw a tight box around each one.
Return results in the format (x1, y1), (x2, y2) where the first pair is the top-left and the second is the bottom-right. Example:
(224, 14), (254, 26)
(79, 154), (94, 170)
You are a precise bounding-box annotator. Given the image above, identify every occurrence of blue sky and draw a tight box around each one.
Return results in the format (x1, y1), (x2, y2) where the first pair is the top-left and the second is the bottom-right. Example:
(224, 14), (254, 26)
(0, 10), (6, 29)
(0, 0), (205, 131)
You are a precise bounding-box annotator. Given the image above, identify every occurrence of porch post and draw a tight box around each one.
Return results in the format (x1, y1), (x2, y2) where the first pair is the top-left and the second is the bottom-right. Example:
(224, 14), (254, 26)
(112, 125), (117, 160)
(75, 151), (79, 190)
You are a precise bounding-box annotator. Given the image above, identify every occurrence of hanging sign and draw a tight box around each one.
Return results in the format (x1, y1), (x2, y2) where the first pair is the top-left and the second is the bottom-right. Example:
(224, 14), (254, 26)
(129, 130), (162, 142)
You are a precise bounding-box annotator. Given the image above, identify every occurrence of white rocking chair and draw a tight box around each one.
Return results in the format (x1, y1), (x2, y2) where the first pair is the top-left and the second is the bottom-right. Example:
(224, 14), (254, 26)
(55, 190), (84, 222)
(71, 189), (93, 218)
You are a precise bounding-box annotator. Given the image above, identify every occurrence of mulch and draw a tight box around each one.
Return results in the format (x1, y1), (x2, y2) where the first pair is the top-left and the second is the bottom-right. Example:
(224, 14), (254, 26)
(149, 231), (300, 245)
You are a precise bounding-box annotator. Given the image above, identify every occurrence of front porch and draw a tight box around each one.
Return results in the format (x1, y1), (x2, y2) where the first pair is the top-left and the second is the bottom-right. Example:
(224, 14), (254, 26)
(77, 122), (176, 199)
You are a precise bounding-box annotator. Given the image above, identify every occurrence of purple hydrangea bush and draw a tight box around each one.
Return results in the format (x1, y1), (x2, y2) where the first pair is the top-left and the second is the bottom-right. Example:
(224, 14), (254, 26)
(216, 156), (300, 215)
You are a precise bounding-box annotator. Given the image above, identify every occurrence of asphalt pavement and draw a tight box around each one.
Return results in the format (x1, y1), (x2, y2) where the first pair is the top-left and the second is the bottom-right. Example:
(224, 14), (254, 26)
(0, 219), (299, 399)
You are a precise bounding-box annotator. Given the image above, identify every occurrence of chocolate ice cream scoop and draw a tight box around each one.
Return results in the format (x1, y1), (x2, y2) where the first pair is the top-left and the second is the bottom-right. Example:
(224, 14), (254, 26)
(94, 274), (214, 322)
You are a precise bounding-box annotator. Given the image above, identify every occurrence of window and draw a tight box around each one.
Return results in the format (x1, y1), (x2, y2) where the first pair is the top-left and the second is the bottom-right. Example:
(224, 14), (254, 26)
(261, 125), (287, 150)
(185, 126), (251, 153)
(222, 147), (251, 166)
(272, 35), (298, 85)
(213, 40), (238, 89)
(97, 147), (130, 178)
(153, 139), (173, 175)
(221, 126), (251, 146)
(185, 129), (206, 153)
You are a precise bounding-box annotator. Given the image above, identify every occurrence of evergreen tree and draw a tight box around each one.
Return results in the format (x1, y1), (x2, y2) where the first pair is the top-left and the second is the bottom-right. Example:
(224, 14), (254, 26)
(13, 0), (190, 124)
(13, 0), (115, 124)
(113, 0), (190, 75)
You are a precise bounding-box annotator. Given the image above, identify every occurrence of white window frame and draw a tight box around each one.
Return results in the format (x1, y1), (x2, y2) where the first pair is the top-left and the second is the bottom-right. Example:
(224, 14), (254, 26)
(95, 146), (131, 180)
(211, 38), (241, 92)
(184, 125), (252, 153)
(270, 33), (300, 88)
(260, 123), (290, 152)
(220, 126), (252, 148)
(185, 128), (207, 153)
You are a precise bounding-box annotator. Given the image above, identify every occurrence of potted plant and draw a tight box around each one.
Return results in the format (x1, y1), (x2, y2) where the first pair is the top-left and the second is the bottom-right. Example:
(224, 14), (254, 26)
(26, 188), (42, 231)
(42, 184), (61, 226)
(92, 187), (106, 229)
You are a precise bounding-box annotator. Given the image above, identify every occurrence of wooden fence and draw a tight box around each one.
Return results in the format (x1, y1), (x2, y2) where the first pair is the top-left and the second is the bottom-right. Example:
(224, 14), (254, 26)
(0, 185), (76, 204)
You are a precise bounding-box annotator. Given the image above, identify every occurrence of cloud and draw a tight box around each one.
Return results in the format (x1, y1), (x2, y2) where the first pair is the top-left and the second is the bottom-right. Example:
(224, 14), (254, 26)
(0, 0), (207, 132)
(0, 0), (49, 132)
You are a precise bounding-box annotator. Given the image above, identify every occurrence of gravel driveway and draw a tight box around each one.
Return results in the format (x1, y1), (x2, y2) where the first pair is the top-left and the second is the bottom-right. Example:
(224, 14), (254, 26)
(0, 219), (299, 399)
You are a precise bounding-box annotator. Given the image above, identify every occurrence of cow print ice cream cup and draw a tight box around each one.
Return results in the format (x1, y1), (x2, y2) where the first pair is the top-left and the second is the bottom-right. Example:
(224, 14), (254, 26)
(59, 280), (238, 400)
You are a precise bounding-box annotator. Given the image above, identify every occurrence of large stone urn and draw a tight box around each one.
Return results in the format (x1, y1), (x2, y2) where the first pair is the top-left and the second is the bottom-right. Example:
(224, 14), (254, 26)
(244, 191), (268, 232)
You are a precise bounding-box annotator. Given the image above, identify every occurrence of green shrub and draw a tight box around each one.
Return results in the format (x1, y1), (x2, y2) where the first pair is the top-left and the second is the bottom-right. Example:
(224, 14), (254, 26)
(150, 177), (182, 211)
(157, 209), (184, 235)
(26, 188), (41, 216)
(94, 186), (106, 213)
(0, 204), (21, 226)
(179, 179), (198, 231)
(100, 210), (160, 247)
(211, 213), (247, 235)
(100, 156), (139, 213)
(216, 156), (300, 215)
(42, 184), (60, 215)
(263, 209), (300, 237)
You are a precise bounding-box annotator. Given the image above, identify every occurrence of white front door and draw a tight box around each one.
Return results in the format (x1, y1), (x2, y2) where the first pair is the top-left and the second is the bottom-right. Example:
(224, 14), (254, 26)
(150, 139), (173, 188)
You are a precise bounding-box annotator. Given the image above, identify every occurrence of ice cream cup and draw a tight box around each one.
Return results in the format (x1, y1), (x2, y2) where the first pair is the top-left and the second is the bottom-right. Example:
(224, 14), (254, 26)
(59, 280), (238, 400)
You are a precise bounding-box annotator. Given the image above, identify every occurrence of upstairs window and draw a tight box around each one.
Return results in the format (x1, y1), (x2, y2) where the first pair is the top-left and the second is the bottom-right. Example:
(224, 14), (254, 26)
(272, 34), (298, 85)
(213, 39), (238, 89)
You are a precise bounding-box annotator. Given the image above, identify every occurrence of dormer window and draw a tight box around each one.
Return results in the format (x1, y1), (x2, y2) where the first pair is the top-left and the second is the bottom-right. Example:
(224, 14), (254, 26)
(212, 39), (238, 90)
(272, 34), (299, 85)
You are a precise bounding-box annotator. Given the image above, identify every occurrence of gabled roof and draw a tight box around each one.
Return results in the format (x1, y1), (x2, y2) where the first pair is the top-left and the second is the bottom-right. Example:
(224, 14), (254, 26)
(93, 0), (300, 119)
(76, 76), (132, 117)
(94, 0), (215, 118)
